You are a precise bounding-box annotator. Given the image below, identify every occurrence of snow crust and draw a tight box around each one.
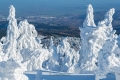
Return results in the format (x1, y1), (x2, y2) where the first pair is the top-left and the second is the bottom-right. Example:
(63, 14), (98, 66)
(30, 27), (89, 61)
(0, 4), (120, 80)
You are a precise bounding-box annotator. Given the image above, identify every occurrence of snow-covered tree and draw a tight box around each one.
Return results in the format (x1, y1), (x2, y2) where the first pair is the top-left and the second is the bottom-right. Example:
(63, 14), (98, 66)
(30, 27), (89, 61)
(80, 4), (120, 79)
(96, 8), (120, 78)
(42, 37), (60, 71)
(0, 5), (23, 62)
(57, 37), (80, 73)
(17, 19), (40, 50)
(79, 4), (98, 74)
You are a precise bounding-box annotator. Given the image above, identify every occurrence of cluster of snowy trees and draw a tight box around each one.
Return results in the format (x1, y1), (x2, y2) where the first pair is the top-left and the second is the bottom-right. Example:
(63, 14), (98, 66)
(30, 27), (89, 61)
(80, 4), (120, 80)
(0, 4), (120, 80)
(0, 5), (80, 80)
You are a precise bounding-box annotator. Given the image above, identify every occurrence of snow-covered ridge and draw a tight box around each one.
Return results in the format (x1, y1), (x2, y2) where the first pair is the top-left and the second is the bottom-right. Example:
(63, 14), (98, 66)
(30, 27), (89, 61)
(0, 4), (120, 80)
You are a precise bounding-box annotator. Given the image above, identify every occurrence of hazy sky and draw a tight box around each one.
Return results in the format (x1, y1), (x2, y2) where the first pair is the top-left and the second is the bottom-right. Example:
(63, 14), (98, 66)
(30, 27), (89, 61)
(0, 0), (119, 4)
(0, 0), (120, 16)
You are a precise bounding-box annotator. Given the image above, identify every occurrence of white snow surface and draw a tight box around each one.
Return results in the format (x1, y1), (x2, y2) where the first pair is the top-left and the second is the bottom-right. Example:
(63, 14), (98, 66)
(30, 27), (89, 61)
(0, 4), (120, 80)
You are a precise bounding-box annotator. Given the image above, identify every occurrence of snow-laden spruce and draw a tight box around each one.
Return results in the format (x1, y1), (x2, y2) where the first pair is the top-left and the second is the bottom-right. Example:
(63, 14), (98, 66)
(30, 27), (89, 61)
(3, 5), (20, 61)
(41, 37), (80, 73)
(96, 8), (120, 80)
(80, 4), (98, 74)
(18, 19), (40, 50)
(0, 5), (28, 80)
(0, 5), (80, 80)
(80, 4), (120, 80)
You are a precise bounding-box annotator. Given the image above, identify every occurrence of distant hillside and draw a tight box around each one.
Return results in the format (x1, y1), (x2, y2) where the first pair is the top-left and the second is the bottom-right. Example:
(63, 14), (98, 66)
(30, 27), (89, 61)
(0, 10), (120, 38)
(0, 21), (80, 38)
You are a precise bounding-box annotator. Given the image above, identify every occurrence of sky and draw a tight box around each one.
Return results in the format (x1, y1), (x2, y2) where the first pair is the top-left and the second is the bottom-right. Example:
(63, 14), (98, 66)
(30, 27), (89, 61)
(0, 0), (120, 16)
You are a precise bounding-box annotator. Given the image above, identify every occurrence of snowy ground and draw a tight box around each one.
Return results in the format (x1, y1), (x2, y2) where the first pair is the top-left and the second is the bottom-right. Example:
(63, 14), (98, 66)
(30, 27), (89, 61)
(24, 70), (116, 80)
(25, 70), (95, 80)
(100, 73), (116, 80)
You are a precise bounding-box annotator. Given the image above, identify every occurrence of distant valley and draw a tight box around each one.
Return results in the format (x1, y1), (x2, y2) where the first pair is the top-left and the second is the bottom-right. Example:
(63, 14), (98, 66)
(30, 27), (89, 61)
(0, 10), (120, 38)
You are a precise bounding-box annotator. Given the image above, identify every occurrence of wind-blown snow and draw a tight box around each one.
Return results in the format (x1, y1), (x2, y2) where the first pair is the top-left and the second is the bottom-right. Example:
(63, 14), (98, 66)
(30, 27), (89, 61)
(0, 4), (120, 80)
